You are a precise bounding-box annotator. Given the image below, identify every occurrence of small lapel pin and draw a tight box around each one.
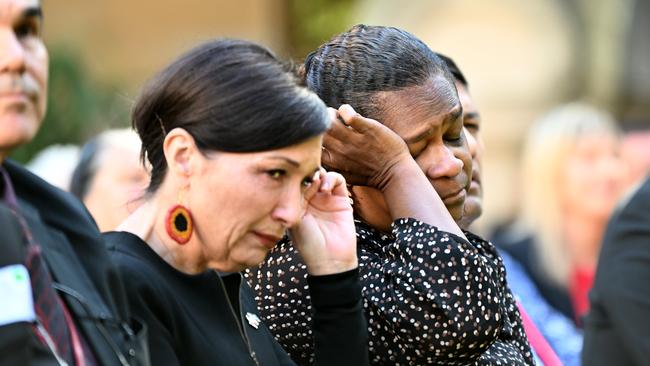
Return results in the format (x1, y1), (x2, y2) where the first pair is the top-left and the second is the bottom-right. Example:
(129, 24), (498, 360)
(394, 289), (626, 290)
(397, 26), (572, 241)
(246, 312), (261, 329)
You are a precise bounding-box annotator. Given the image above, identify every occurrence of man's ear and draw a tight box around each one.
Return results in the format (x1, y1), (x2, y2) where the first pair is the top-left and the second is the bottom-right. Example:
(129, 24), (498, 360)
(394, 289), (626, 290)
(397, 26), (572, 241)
(163, 128), (197, 181)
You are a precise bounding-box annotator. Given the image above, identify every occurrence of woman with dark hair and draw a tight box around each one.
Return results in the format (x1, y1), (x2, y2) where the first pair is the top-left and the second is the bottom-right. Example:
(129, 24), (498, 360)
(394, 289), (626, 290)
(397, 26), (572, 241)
(104, 39), (368, 365)
(248, 25), (534, 365)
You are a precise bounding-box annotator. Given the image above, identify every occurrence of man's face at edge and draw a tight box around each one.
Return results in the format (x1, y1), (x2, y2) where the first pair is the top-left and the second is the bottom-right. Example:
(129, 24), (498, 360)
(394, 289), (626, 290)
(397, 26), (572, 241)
(0, 0), (48, 158)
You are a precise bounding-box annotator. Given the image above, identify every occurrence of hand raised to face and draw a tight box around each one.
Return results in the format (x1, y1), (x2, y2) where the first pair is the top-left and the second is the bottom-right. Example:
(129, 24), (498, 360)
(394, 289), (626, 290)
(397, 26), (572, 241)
(289, 168), (357, 276)
(322, 105), (412, 191)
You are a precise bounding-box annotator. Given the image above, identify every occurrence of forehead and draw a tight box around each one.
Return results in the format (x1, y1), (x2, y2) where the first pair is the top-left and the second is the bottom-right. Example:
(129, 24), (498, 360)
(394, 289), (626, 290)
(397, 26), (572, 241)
(377, 76), (460, 135)
(0, 0), (39, 20)
(236, 135), (323, 170)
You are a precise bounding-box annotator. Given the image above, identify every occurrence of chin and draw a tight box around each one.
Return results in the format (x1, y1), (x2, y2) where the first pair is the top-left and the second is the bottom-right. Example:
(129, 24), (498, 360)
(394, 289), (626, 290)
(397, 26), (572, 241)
(449, 206), (465, 223)
(235, 251), (269, 271)
(0, 120), (39, 149)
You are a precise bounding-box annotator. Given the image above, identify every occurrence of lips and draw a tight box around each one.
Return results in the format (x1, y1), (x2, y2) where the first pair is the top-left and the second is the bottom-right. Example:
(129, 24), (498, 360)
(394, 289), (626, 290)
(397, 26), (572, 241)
(0, 76), (38, 102)
(252, 231), (282, 249)
(441, 188), (467, 206)
(0, 92), (31, 105)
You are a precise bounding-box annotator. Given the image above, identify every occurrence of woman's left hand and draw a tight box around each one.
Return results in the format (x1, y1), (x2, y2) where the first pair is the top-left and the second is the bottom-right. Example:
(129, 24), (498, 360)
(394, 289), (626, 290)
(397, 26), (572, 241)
(289, 169), (358, 276)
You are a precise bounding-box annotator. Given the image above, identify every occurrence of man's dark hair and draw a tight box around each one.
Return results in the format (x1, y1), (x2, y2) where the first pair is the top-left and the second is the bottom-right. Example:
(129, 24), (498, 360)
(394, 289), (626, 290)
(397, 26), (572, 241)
(435, 53), (468, 87)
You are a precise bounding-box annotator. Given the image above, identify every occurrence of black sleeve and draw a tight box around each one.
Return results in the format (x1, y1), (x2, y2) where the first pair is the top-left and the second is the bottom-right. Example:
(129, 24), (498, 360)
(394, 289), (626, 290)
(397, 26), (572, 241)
(589, 181), (650, 365)
(308, 268), (369, 366)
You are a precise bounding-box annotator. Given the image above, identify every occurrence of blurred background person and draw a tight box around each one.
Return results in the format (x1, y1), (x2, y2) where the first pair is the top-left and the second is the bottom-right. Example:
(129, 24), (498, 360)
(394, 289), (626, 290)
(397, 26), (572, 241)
(70, 128), (149, 231)
(620, 129), (650, 189)
(494, 103), (626, 328)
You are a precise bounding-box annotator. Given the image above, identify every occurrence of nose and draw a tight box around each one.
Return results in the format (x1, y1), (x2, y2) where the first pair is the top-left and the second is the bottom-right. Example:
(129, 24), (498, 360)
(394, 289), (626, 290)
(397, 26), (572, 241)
(0, 29), (27, 73)
(271, 185), (304, 229)
(423, 143), (465, 180)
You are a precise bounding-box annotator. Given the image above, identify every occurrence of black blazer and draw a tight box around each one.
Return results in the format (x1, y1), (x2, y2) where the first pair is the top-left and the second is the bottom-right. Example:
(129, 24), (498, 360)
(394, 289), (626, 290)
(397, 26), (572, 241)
(1, 203), (61, 365)
(583, 176), (650, 365)
(3, 160), (148, 365)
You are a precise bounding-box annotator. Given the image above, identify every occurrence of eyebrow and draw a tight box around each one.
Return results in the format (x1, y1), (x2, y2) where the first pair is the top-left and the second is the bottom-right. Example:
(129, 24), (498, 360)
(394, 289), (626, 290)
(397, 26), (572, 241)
(464, 112), (481, 121)
(21, 6), (43, 20)
(403, 104), (464, 143)
(265, 156), (300, 167)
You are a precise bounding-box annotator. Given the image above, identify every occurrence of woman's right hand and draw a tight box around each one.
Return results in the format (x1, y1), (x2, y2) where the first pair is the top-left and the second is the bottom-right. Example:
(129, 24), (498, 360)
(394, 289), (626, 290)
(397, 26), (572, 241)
(322, 105), (412, 191)
(289, 169), (357, 276)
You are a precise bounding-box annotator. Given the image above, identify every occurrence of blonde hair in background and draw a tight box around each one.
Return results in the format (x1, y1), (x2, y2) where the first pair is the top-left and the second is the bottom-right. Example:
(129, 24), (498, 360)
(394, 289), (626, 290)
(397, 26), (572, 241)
(516, 102), (620, 287)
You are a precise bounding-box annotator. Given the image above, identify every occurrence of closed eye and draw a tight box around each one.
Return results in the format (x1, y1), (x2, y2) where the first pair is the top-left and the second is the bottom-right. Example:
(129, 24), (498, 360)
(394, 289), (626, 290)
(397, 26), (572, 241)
(444, 134), (463, 144)
(464, 122), (480, 132)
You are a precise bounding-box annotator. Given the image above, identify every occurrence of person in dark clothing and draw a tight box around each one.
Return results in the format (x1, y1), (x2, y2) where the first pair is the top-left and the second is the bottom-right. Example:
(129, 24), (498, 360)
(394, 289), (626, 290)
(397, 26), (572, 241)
(0, 1), (147, 364)
(247, 25), (534, 365)
(582, 176), (650, 365)
(105, 39), (369, 366)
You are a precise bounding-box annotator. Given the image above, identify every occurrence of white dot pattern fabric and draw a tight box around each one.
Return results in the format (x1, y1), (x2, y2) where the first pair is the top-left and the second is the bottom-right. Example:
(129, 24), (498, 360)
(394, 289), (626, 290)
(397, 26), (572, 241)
(246, 218), (535, 365)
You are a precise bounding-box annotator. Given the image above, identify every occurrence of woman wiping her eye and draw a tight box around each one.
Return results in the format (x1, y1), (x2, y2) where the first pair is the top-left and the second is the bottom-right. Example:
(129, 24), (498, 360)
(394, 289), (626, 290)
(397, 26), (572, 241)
(104, 39), (369, 366)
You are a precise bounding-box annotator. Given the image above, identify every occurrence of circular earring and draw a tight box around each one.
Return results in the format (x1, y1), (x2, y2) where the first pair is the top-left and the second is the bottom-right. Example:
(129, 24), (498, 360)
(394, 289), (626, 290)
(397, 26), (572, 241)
(165, 188), (194, 245)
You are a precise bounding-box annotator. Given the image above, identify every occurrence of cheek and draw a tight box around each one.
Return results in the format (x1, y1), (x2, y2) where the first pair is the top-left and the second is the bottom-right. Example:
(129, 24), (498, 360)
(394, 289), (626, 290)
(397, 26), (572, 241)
(27, 44), (49, 115)
(192, 174), (271, 248)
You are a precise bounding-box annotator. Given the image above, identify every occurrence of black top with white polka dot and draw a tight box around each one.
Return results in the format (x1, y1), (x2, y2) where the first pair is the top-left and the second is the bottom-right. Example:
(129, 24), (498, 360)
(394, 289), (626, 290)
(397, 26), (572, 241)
(246, 218), (535, 365)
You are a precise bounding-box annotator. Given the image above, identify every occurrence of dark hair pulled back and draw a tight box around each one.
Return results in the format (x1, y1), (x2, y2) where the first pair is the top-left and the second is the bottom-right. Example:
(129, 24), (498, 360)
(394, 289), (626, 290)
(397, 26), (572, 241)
(133, 39), (330, 193)
(302, 24), (453, 120)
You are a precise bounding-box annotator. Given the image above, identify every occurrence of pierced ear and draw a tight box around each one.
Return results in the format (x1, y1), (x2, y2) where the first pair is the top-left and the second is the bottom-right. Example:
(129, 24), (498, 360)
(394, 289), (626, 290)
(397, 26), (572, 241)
(163, 128), (197, 180)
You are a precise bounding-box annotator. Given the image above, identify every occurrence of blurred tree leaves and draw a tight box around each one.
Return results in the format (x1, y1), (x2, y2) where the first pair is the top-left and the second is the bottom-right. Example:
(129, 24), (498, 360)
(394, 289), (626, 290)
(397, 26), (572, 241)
(10, 46), (129, 164)
(287, 0), (357, 60)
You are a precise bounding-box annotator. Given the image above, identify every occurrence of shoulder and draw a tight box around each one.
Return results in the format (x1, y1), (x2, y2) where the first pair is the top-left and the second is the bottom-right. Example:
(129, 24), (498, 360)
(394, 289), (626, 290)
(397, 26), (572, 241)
(5, 160), (98, 235)
(103, 232), (161, 278)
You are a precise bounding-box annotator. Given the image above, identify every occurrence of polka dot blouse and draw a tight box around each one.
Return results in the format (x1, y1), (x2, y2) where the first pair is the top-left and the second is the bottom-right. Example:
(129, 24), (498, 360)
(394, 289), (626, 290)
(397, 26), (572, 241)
(246, 218), (535, 365)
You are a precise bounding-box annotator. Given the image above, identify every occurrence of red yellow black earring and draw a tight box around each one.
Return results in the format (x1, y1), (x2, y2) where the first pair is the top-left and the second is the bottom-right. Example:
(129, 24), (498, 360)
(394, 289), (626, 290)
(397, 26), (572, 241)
(165, 188), (193, 244)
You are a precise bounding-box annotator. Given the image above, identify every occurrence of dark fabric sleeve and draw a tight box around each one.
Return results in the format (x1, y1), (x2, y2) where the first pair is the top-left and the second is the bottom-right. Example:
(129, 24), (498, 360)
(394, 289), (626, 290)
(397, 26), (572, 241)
(584, 180), (650, 365)
(307, 268), (369, 366)
(361, 218), (503, 363)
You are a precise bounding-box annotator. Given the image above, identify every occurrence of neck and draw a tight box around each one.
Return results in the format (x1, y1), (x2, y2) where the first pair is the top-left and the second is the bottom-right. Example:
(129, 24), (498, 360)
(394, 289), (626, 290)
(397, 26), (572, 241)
(562, 212), (606, 271)
(351, 186), (393, 233)
(117, 195), (208, 275)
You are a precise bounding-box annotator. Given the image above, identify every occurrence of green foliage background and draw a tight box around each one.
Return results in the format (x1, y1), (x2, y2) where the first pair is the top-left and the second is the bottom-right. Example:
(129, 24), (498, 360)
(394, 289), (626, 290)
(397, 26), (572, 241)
(286, 0), (356, 60)
(10, 47), (130, 164)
